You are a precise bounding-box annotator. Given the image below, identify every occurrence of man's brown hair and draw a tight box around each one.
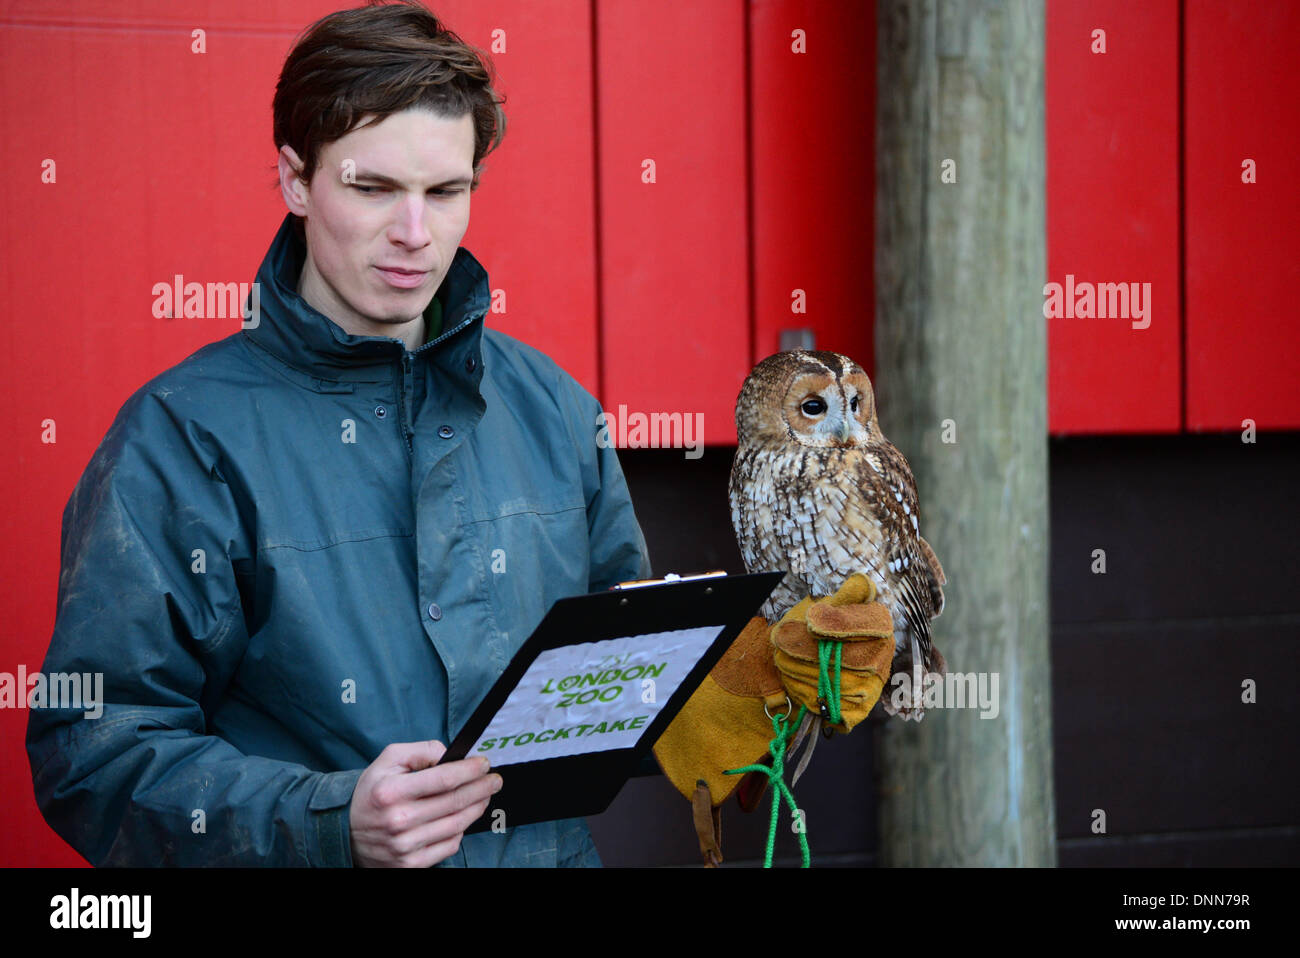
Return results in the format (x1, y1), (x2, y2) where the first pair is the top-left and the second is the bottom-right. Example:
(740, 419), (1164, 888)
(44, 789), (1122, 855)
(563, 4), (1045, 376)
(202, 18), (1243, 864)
(273, 0), (506, 196)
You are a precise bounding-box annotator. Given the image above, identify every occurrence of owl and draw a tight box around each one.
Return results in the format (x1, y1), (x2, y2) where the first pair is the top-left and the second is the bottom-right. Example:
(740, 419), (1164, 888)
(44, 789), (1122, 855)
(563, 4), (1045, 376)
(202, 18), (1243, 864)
(729, 350), (947, 721)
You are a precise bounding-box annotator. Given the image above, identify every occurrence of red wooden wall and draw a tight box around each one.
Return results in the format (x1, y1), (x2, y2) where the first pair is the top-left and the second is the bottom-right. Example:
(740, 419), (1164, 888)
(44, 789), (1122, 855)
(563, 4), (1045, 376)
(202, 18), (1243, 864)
(1046, 0), (1181, 433)
(749, 2), (875, 380)
(593, 0), (874, 444)
(595, 0), (751, 444)
(1, 0), (1296, 867)
(1184, 0), (1299, 431)
(1047, 0), (1299, 433)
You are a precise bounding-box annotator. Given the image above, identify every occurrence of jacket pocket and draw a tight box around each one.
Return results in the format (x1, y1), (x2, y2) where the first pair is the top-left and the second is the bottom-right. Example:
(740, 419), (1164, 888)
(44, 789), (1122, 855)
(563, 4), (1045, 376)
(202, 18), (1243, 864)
(471, 502), (591, 652)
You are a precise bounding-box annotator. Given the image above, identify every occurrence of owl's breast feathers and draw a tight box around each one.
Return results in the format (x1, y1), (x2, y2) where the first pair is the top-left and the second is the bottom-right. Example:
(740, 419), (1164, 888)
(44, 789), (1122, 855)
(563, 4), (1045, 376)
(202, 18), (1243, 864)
(730, 438), (946, 674)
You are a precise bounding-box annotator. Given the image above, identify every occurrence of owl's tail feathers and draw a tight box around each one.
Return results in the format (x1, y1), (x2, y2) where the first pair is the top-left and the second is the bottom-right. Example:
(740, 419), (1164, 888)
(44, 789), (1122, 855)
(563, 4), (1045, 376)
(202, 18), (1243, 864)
(913, 614), (947, 676)
(909, 634), (925, 723)
(928, 639), (947, 676)
(883, 631), (946, 721)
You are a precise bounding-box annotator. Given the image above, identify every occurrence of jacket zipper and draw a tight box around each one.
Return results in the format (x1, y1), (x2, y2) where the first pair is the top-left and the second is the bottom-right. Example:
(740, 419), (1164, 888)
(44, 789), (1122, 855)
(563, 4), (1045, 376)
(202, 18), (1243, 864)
(412, 310), (484, 354)
(398, 310), (485, 457)
(400, 352), (414, 454)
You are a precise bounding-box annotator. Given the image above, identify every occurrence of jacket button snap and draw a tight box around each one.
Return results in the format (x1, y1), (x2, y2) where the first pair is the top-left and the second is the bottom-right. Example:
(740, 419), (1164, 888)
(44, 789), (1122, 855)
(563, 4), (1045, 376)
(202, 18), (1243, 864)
(465, 355), (476, 373)
(374, 405), (387, 419)
(427, 602), (442, 621)
(438, 425), (455, 439)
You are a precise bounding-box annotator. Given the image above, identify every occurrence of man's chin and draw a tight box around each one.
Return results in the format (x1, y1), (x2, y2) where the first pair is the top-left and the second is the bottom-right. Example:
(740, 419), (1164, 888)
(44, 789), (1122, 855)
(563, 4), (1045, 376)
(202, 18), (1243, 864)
(359, 293), (433, 325)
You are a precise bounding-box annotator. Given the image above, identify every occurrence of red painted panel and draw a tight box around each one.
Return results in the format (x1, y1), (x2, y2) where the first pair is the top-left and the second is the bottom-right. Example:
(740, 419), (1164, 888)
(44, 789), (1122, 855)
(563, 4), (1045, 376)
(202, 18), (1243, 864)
(441, 0), (600, 394)
(1184, 0), (1300, 431)
(749, 0), (874, 374)
(1046, 0), (1180, 434)
(595, 0), (750, 447)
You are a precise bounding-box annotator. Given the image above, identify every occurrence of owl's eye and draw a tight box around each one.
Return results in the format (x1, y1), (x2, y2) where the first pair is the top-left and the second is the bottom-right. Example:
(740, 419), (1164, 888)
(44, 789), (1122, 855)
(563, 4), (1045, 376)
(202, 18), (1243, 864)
(800, 397), (827, 416)
(850, 395), (860, 413)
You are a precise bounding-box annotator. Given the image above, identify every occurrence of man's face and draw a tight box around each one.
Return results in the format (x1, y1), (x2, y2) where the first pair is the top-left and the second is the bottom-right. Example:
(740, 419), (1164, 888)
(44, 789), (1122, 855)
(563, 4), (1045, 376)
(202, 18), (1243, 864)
(279, 107), (475, 339)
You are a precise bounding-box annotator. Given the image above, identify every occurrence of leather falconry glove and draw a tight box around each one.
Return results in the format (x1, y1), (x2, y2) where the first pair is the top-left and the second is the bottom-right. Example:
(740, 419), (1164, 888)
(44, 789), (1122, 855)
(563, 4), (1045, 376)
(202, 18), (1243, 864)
(652, 615), (787, 865)
(652, 573), (894, 865)
(770, 572), (895, 734)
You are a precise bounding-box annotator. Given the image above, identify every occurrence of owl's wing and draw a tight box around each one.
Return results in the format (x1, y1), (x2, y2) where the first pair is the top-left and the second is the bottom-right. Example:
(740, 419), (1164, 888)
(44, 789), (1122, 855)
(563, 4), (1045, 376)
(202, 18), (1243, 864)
(891, 541), (937, 641)
(852, 443), (946, 667)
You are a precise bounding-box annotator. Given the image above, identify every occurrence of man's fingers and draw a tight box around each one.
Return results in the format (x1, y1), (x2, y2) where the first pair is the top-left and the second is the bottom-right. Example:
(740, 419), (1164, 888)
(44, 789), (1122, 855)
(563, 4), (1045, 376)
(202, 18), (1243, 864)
(401, 793), (494, 867)
(372, 754), (495, 808)
(410, 768), (501, 822)
(370, 768), (502, 835)
(391, 796), (493, 860)
(420, 740), (448, 768)
(374, 739), (448, 773)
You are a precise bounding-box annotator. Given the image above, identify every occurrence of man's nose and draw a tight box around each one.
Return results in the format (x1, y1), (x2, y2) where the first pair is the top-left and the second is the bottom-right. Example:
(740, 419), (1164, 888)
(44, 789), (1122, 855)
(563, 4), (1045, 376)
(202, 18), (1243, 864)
(387, 195), (433, 248)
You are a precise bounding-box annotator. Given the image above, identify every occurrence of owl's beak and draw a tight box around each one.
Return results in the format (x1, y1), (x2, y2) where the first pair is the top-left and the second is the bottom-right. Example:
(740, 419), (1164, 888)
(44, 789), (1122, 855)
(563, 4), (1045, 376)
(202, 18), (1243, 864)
(838, 419), (852, 443)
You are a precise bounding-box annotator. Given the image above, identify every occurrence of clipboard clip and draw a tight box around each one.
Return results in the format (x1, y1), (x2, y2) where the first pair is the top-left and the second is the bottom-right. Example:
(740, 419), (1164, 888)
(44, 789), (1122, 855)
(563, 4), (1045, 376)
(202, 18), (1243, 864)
(612, 570), (728, 591)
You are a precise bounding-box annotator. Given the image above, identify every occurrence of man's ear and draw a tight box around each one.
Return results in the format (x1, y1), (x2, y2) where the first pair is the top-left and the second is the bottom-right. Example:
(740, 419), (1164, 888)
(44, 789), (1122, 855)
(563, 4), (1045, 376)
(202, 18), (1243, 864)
(278, 145), (310, 216)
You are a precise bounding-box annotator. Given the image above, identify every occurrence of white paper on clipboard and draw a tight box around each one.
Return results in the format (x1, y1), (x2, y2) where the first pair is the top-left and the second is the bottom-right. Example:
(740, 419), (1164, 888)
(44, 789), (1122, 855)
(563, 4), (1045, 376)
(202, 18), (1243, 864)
(468, 625), (726, 766)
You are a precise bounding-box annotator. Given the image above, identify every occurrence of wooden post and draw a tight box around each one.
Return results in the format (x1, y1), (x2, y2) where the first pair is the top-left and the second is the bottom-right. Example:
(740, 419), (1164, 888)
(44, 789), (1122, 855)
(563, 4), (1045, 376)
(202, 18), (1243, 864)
(872, 0), (1055, 866)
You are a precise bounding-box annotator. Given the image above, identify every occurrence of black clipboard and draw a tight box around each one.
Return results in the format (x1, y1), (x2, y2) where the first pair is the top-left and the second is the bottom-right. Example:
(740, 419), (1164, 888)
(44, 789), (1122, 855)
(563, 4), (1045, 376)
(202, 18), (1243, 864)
(441, 570), (784, 832)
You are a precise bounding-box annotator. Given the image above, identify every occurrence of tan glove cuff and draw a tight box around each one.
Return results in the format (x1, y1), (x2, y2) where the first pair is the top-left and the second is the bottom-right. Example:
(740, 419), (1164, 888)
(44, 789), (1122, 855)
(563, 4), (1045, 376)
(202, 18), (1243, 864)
(652, 617), (787, 806)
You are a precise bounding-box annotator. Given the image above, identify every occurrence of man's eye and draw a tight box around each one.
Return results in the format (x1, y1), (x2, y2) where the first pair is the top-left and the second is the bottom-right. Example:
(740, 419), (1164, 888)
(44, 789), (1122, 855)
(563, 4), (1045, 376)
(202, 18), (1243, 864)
(430, 188), (464, 197)
(801, 397), (827, 416)
(353, 184), (384, 195)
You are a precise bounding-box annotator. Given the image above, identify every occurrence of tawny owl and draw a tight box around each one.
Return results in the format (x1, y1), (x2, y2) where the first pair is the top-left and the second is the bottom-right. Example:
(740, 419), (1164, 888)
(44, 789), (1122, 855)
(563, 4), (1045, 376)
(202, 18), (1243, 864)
(729, 350), (947, 721)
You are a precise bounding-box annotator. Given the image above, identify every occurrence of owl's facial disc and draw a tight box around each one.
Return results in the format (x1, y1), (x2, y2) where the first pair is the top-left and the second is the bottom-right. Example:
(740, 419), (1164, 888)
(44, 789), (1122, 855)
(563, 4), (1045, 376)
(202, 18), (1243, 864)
(798, 392), (853, 444)
(781, 369), (863, 447)
(843, 373), (876, 434)
(795, 392), (840, 444)
(782, 385), (840, 447)
(845, 387), (867, 431)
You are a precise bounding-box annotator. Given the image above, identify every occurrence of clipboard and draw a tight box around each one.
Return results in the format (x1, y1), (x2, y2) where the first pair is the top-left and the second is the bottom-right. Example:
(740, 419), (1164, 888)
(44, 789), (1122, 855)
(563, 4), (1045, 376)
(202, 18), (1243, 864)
(441, 570), (784, 833)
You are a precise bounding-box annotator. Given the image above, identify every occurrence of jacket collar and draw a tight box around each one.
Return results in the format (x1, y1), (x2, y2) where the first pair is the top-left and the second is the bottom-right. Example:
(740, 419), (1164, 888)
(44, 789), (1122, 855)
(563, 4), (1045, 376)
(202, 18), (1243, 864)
(243, 213), (489, 383)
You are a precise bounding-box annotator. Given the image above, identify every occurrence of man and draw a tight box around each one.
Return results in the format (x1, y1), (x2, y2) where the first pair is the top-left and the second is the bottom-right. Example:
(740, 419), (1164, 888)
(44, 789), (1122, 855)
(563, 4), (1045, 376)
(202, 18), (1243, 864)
(27, 0), (651, 867)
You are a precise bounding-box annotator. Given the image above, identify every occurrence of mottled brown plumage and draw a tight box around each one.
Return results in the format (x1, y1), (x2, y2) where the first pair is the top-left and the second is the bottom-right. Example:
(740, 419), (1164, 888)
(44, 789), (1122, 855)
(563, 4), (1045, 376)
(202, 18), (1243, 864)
(729, 350), (947, 720)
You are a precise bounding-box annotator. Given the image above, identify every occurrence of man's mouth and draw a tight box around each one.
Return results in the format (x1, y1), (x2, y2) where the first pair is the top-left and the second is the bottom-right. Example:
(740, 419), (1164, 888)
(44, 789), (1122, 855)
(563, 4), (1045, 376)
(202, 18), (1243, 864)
(375, 266), (429, 289)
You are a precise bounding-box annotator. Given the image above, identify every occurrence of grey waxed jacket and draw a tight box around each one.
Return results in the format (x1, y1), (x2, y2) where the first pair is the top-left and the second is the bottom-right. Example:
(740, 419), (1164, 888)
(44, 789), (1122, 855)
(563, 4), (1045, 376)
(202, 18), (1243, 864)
(27, 213), (653, 866)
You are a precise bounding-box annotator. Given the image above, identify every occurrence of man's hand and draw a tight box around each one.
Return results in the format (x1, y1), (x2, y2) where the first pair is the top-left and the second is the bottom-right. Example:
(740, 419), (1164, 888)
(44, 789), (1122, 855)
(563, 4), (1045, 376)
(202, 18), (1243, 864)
(349, 740), (503, 868)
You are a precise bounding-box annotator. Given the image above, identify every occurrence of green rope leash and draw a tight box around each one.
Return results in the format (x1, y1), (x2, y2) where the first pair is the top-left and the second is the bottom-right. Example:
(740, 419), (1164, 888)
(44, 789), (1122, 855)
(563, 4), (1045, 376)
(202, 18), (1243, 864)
(725, 701), (809, 868)
(722, 636), (845, 869)
(817, 639), (843, 726)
